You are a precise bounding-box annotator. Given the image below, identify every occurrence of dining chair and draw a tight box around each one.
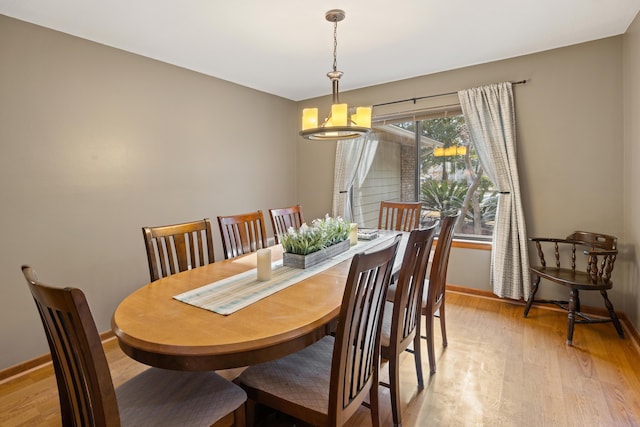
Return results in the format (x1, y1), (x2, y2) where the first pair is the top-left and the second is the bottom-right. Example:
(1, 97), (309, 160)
(379, 201), (424, 287)
(217, 210), (269, 259)
(378, 201), (422, 231)
(524, 231), (624, 345)
(237, 234), (402, 427)
(269, 204), (305, 244)
(142, 218), (215, 282)
(422, 211), (459, 374)
(21, 265), (246, 427)
(379, 225), (437, 427)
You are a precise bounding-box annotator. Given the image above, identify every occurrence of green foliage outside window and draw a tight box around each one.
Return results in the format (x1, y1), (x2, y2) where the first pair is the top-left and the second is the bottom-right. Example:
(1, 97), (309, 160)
(397, 114), (498, 236)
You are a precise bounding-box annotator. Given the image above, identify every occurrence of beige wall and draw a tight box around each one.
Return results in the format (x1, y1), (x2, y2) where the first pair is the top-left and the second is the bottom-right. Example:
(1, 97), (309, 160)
(623, 13), (640, 330)
(0, 15), (298, 369)
(298, 37), (629, 317)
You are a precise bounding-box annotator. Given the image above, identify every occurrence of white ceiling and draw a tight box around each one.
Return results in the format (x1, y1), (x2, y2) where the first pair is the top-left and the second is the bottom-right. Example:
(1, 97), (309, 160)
(2, 1), (639, 101)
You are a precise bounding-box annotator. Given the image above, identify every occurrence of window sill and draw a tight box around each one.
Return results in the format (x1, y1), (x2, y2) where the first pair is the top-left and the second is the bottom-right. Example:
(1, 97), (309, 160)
(451, 239), (492, 251)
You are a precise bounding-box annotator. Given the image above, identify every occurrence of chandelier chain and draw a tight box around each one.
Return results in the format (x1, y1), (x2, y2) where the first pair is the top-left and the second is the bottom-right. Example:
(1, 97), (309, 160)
(332, 20), (338, 72)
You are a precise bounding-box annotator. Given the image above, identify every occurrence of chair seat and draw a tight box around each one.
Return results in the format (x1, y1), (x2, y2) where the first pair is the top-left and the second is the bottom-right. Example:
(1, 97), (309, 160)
(531, 266), (613, 290)
(117, 368), (247, 427)
(238, 336), (334, 416)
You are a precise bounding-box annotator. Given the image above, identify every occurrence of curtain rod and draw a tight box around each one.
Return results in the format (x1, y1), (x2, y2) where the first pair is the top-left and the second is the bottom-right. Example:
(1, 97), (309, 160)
(372, 79), (527, 108)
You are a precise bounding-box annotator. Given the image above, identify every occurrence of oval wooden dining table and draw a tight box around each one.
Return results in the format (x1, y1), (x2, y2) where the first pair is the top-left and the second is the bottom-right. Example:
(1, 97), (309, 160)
(112, 245), (355, 371)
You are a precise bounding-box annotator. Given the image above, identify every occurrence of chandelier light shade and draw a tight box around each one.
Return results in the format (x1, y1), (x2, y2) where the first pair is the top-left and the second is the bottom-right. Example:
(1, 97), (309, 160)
(300, 9), (372, 141)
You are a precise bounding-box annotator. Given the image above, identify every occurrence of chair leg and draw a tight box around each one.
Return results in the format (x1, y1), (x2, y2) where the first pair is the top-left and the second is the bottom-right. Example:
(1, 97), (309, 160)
(245, 399), (256, 427)
(412, 333), (425, 390)
(424, 312), (436, 375)
(439, 302), (448, 348)
(388, 356), (402, 427)
(234, 403), (246, 427)
(523, 275), (540, 317)
(601, 290), (625, 338)
(369, 375), (381, 427)
(567, 289), (579, 345)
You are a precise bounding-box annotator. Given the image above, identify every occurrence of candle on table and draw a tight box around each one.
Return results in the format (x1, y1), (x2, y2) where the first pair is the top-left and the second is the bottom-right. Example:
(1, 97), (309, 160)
(257, 248), (272, 281)
(349, 223), (358, 245)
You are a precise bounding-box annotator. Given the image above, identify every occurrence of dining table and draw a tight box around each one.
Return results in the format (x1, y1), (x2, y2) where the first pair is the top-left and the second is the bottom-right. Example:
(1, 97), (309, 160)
(111, 232), (404, 371)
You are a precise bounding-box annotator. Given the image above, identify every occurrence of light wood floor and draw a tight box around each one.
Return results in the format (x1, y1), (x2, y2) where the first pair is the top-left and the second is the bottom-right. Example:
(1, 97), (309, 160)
(2, 291), (639, 427)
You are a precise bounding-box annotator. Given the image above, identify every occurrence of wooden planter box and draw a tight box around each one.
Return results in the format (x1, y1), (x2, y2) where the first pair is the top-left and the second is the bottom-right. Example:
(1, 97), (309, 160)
(283, 239), (350, 269)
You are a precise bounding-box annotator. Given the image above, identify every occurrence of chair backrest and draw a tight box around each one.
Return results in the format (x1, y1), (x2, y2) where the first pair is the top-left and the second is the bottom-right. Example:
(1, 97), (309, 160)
(425, 212), (460, 312)
(269, 205), (305, 244)
(378, 201), (422, 231)
(565, 230), (618, 281)
(142, 218), (215, 282)
(566, 231), (617, 250)
(389, 225), (437, 348)
(21, 266), (121, 426)
(328, 234), (402, 425)
(218, 210), (269, 259)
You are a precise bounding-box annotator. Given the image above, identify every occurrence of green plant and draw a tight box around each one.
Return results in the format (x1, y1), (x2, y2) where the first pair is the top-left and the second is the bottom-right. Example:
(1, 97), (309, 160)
(476, 191), (498, 223)
(281, 215), (351, 255)
(463, 178), (498, 228)
(420, 180), (468, 213)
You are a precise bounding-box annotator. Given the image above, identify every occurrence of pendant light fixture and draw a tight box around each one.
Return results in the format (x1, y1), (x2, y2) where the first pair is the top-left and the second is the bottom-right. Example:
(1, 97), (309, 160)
(300, 9), (372, 141)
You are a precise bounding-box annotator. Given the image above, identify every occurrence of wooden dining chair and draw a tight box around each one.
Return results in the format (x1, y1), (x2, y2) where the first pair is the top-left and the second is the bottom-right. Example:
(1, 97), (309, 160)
(237, 234), (402, 427)
(524, 231), (624, 345)
(269, 205), (305, 244)
(142, 218), (215, 282)
(379, 225), (437, 427)
(21, 265), (246, 427)
(218, 210), (269, 259)
(378, 201), (422, 231)
(421, 211), (459, 374)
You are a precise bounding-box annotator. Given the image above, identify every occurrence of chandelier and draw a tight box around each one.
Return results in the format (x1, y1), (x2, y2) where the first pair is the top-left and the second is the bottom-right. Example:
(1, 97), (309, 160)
(300, 9), (372, 141)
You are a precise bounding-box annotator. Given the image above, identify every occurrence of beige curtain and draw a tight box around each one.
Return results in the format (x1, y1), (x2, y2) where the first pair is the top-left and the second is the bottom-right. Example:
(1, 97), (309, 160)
(458, 82), (530, 300)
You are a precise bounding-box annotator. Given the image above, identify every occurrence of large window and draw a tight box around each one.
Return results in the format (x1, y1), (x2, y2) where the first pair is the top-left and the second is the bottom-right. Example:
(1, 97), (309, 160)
(351, 110), (496, 239)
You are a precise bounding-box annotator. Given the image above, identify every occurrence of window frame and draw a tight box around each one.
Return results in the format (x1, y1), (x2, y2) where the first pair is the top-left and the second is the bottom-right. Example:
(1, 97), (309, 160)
(360, 104), (495, 243)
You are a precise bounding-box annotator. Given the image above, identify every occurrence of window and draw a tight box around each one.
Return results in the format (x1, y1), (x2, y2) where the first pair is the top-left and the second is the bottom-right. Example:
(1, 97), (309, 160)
(350, 109), (496, 240)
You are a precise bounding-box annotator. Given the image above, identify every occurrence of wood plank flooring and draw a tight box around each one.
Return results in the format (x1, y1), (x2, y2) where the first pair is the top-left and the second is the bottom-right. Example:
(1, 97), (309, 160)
(2, 291), (639, 427)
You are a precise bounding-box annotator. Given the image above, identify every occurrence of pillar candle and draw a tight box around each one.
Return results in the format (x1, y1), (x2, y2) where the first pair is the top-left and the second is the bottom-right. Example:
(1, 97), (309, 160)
(349, 223), (358, 245)
(256, 248), (272, 281)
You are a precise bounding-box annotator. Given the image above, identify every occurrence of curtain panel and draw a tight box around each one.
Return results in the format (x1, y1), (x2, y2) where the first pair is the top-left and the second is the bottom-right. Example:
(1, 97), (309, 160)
(332, 134), (378, 224)
(458, 82), (531, 300)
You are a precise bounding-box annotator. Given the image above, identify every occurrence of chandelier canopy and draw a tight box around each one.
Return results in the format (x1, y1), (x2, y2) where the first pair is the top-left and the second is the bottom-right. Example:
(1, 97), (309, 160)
(300, 9), (372, 141)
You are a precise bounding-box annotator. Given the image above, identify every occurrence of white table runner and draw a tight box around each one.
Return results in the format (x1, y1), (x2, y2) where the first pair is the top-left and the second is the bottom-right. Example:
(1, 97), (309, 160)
(174, 233), (402, 315)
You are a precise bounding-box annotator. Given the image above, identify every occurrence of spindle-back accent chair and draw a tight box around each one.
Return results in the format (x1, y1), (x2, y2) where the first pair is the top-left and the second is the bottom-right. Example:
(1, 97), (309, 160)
(524, 231), (624, 345)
